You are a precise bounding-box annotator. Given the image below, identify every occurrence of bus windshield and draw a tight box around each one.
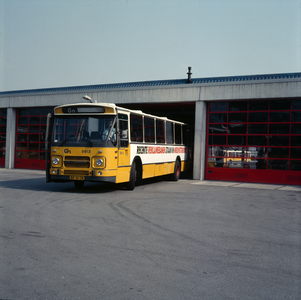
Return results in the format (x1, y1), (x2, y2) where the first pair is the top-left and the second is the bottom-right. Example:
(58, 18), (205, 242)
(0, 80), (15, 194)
(52, 115), (117, 146)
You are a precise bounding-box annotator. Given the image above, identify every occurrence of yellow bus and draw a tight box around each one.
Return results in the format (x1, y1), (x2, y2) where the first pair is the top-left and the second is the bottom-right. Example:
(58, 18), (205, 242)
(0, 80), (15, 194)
(46, 100), (191, 190)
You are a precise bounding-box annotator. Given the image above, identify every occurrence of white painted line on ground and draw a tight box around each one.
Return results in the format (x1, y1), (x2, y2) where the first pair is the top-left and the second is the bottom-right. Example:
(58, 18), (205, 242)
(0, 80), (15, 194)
(189, 180), (301, 191)
(278, 186), (301, 192)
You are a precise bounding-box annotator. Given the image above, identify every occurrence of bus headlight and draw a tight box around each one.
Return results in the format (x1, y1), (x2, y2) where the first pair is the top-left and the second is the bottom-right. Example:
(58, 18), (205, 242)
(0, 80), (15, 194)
(52, 156), (62, 167)
(96, 158), (104, 166)
(52, 157), (60, 165)
(93, 156), (105, 168)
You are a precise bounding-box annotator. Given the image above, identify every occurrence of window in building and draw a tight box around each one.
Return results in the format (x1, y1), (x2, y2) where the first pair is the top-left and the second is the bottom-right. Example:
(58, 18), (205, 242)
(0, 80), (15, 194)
(209, 102), (227, 112)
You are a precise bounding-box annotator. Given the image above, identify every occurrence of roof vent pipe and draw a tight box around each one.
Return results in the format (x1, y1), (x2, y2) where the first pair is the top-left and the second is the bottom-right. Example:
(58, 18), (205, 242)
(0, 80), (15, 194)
(187, 67), (192, 83)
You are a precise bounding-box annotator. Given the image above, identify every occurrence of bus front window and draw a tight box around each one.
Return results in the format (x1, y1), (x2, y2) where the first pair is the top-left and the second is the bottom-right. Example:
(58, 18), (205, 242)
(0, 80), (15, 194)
(52, 116), (116, 146)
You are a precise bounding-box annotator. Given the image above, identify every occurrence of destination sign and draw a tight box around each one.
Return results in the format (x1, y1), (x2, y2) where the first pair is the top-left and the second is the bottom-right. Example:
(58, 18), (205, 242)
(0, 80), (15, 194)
(62, 106), (105, 114)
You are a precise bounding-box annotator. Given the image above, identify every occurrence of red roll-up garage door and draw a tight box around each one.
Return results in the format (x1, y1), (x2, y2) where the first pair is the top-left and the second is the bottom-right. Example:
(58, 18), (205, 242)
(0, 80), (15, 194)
(0, 108), (7, 168)
(15, 107), (53, 170)
(205, 99), (301, 185)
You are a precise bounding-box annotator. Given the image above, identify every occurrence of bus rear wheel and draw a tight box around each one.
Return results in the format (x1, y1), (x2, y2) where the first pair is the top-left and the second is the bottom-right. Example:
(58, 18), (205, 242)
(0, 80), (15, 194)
(170, 159), (180, 181)
(74, 180), (84, 189)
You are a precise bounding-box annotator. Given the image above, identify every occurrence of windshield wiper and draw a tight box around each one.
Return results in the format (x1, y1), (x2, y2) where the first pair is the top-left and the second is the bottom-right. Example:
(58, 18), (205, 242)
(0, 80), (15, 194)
(105, 116), (117, 142)
(62, 138), (75, 146)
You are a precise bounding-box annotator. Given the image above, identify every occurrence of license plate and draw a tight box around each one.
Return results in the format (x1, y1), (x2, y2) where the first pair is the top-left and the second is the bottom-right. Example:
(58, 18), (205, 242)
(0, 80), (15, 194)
(70, 176), (85, 181)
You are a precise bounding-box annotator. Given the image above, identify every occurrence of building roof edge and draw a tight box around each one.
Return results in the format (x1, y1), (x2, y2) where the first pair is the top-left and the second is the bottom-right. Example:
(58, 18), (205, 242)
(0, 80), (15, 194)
(1, 72), (300, 96)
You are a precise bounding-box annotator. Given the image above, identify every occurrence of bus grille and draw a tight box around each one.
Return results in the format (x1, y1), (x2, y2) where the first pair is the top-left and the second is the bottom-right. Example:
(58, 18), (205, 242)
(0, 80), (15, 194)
(64, 156), (90, 168)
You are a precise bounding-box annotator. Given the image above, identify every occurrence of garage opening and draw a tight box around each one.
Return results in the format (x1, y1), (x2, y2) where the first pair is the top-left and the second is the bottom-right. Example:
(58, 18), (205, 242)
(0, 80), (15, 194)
(122, 102), (195, 178)
(15, 107), (53, 170)
(121, 102), (195, 126)
(206, 99), (301, 185)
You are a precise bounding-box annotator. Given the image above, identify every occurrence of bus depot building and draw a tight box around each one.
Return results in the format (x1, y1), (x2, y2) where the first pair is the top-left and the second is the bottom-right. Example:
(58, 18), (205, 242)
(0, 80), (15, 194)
(0, 72), (300, 186)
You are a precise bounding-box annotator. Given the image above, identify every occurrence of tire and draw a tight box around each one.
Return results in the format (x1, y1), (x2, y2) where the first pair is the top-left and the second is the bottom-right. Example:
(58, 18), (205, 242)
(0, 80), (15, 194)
(126, 161), (136, 190)
(74, 180), (84, 189)
(171, 159), (180, 181)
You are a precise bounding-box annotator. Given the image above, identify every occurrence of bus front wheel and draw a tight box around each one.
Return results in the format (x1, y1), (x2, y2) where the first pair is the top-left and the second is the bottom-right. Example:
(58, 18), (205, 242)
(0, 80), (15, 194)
(126, 161), (136, 191)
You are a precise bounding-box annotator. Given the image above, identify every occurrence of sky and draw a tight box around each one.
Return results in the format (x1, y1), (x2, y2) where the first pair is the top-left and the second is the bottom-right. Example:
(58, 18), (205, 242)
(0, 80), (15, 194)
(0, 0), (300, 92)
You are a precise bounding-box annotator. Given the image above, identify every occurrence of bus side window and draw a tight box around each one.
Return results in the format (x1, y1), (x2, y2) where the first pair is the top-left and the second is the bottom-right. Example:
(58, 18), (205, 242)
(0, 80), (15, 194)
(175, 123), (182, 145)
(144, 117), (155, 143)
(166, 121), (174, 144)
(118, 114), (128, 148)
(130, 114), (143, 142)
(156, 119), (165, 144)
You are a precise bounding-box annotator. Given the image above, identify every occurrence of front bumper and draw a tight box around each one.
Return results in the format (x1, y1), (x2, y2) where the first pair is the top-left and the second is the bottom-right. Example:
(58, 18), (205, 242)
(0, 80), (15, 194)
(50, 174), (116, 183)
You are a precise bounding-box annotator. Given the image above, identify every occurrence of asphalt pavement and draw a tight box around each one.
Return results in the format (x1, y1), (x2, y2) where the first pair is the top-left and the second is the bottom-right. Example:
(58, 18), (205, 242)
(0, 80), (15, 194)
(0, 169), (300, 300)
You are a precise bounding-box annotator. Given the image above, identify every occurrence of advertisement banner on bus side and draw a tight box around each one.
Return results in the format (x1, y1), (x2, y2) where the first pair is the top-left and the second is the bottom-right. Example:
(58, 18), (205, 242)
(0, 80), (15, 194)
(136, 145), (187, 155)
(131, 144), (188, 165)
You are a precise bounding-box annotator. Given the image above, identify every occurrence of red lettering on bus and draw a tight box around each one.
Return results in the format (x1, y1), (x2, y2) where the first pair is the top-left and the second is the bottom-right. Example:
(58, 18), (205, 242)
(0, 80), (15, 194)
(156, 147), (165, 154)
(147, 146), (188, 154)
(148, 146), (154, 154)
(175, 147), (187, 153)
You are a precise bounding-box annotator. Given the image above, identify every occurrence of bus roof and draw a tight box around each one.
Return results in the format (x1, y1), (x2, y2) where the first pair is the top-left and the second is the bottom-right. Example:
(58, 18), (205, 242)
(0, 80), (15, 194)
(54, 102), (186, 125)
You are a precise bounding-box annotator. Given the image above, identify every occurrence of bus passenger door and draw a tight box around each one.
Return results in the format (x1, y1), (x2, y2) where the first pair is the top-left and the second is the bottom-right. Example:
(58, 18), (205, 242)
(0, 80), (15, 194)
(117, 114), (130, 168)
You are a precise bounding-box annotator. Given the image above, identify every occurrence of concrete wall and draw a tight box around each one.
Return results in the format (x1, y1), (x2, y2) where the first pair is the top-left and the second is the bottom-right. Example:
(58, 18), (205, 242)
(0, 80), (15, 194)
(1, 79), (301, 108)
(193, 101), (207, 180)
(5, 108), (16, 169)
